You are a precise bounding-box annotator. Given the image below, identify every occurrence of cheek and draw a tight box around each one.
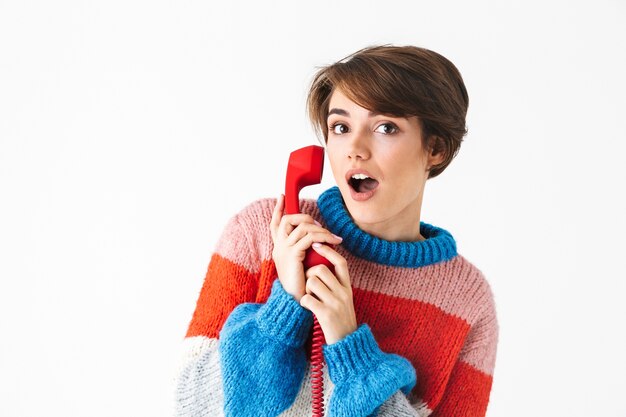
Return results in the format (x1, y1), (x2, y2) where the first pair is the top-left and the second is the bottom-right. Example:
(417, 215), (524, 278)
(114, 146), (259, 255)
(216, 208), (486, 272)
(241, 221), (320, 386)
(384, 152), (426, 185)
(327, 150), (343, 182)
(327, 141), (343, 164)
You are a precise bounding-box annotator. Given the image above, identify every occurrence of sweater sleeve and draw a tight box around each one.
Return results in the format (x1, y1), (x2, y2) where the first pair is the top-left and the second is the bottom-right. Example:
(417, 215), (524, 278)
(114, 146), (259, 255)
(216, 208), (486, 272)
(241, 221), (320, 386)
(174, 208), (261, 416)
(322, 324), (417, 417)
(218, 279), (313, 416)
(174, 201), (316, 417)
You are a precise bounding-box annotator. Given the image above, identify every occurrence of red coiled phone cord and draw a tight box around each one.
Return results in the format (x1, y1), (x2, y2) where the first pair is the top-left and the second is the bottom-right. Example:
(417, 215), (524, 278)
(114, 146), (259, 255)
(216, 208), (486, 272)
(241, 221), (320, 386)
(310, 315), (325, 417)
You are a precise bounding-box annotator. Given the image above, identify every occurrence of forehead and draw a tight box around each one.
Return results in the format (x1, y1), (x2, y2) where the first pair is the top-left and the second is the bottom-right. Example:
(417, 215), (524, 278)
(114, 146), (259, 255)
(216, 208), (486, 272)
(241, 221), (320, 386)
(328, 88), (363, 110)
(328, 88), (391, 120)
(327, 88), (421, 127)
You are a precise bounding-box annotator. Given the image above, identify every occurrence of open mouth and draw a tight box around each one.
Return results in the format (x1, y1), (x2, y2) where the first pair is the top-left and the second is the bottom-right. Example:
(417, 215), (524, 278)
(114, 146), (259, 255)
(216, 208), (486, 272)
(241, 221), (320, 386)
(348, 174), (379, 193)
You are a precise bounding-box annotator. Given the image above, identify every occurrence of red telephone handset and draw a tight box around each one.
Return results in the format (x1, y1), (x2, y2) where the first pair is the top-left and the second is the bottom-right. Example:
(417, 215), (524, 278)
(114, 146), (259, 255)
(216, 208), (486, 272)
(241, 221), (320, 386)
(285, 145), (335, 270)
(285, 145), (332, 417)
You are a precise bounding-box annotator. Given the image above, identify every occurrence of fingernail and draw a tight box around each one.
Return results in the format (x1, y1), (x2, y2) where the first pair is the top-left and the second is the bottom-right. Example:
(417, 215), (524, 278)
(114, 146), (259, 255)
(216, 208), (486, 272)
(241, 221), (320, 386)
(312, 242), (322, 248)
(314, 220), (322, 226)
(332, 234), (343, 240)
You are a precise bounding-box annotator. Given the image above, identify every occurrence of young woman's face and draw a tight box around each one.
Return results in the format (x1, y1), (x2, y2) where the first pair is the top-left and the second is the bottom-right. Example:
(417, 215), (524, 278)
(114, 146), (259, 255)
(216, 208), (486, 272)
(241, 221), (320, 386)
(326, 88), (441, 241)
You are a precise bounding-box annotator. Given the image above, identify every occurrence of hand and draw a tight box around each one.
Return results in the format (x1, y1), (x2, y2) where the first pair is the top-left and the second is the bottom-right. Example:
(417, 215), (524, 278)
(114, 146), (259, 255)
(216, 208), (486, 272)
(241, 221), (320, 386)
(270, 194), (343, 302)
(299, 242), (357, 345)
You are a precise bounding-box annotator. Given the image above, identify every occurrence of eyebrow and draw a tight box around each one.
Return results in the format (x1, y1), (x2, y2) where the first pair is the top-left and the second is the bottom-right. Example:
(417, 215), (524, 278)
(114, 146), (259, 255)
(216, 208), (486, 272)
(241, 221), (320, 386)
(327, 108), (397, 118)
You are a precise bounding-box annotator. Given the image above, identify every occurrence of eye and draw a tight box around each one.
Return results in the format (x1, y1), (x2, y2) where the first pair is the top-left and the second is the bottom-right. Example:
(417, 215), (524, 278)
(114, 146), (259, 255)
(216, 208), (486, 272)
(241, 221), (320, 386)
(329, 123), (349, 135)
(375, 123), (399, 135)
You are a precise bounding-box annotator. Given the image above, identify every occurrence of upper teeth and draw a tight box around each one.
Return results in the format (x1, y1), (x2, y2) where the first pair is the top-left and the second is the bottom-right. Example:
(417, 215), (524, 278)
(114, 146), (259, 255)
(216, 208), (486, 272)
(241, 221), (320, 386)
(351, 173), (370, 180)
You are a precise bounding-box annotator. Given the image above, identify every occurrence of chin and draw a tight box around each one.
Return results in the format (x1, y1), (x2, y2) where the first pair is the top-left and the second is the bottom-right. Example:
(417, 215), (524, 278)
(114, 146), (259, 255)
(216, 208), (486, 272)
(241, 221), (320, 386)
(342, 197), (384, 225)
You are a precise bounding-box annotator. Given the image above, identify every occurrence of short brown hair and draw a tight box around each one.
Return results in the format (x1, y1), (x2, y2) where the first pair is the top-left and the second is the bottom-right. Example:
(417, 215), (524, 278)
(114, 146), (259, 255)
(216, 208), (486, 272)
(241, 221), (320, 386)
(306, 45), (469, 179)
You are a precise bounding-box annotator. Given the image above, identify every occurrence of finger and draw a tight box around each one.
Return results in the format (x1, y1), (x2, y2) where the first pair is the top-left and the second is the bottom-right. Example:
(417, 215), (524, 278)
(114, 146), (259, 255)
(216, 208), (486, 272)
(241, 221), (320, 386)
(305, 276), (334, 304)
(270, 194), (284, 241)
(277, 213), (316, 239)
(299, 293), (323, 315)
(289, 226), (342, 249)
(311, 243), (350, 288)
(306, 264), (342, 294)
(284, 222), (319, 247)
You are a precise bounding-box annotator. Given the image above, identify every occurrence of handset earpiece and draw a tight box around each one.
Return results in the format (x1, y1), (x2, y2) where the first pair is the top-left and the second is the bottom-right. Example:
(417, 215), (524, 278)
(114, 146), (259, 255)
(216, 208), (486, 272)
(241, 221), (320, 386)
(285, 145), (334, 271)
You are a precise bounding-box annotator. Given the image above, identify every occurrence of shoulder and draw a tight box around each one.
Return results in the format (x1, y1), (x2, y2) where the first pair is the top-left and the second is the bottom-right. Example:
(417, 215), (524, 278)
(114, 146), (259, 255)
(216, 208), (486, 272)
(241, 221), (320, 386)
(214, 196), (323, 267)
(434, 253), (497, 326)
(215, 198), (276, 268)
(452, 254), (499, 370)
(231, 196), (322, 227)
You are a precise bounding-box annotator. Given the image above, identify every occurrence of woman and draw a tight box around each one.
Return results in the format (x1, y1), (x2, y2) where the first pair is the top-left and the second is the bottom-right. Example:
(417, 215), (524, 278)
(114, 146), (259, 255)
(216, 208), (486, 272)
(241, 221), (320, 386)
(175, 45), (498, 417)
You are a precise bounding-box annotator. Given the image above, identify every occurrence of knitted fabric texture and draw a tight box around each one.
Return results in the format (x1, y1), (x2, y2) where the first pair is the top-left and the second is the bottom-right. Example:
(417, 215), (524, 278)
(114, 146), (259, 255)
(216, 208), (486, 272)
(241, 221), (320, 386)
(174, 186), (498, 417)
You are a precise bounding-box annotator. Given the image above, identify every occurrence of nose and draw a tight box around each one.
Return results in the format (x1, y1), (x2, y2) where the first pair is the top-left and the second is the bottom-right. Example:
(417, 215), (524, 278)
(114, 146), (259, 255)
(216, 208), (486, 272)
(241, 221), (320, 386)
(347, 128), (371, 160)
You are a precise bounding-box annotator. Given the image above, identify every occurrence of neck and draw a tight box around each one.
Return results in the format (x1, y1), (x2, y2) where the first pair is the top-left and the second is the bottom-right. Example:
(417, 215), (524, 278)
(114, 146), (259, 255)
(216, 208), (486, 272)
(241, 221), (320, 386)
(355, 217), (425, 242)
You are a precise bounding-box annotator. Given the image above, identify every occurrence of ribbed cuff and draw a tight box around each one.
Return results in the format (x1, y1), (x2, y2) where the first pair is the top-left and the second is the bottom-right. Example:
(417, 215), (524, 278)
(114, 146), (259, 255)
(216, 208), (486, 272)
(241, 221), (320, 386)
(323, 324), (385, 384)
(256, 279), (313, 348)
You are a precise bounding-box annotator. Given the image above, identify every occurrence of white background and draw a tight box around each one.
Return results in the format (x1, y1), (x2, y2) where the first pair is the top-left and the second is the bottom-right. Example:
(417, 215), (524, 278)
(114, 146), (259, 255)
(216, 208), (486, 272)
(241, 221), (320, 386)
(1, 1), (625, 416)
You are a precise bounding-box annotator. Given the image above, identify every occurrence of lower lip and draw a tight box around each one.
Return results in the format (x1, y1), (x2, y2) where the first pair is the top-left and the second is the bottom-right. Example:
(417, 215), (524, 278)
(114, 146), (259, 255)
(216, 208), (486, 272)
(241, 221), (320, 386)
(349, 184), (378, 201)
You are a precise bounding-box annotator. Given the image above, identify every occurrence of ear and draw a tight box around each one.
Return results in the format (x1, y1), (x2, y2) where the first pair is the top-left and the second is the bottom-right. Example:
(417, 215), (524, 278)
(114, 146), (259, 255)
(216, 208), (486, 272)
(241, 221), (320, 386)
(425, 135), (446, 169)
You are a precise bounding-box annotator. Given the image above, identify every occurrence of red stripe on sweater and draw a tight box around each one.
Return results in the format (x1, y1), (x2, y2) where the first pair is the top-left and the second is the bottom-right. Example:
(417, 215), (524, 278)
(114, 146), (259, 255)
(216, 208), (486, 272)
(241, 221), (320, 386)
(430, 361), (493, 417)
(256, 259), (277, 303)
(352, 288), (472, 408)
(186, 255), (278, 338)
(186, 253), (260, 338)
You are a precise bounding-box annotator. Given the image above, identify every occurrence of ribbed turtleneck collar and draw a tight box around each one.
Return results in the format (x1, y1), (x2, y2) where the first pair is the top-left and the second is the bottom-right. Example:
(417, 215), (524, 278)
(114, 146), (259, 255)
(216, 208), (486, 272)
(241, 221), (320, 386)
(317, 186), (457, 268)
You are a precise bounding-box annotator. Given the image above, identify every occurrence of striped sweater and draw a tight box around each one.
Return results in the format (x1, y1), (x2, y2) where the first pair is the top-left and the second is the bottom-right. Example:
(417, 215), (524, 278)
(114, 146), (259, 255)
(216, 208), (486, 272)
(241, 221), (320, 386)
(175, 186), (498, 417)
